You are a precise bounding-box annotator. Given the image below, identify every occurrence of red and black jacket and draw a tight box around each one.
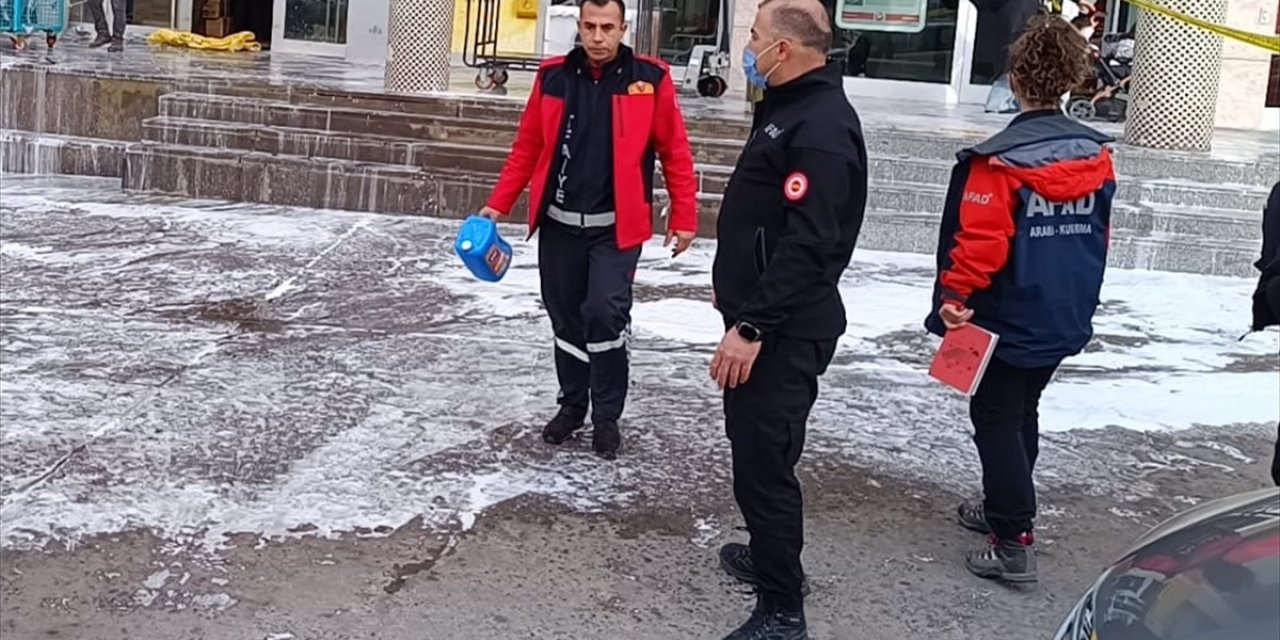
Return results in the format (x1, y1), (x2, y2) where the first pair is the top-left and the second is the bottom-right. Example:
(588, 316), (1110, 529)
(485, 45), (698, 250)
(925, 110), (1116, 368)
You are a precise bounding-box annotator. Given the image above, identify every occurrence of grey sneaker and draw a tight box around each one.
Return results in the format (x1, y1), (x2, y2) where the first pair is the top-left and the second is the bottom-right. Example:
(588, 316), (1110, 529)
(965, 533), (1037, 583)
(718, 543), (812, 597)
(107, 39), (123, 53)
(957, 499), (992, 534)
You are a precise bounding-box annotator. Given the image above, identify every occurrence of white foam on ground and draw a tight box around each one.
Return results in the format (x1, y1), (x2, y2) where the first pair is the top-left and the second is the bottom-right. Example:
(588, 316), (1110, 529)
(2, 183), (1276, 553)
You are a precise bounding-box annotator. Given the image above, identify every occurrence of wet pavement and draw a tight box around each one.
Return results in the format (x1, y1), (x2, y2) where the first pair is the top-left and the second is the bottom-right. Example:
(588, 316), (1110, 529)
(1, 174), (1276, 554)
(1, 175), (1278, 639)
(5, 30), (1279, 163)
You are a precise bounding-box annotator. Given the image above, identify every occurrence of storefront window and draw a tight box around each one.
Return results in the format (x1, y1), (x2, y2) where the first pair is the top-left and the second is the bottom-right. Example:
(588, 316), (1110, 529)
(651, 0), (723, 65)
(68, 0), (174, 28)
(285, 0), (349, 43)
(129, 0), (175, 27)
(829, 0), (958, 83)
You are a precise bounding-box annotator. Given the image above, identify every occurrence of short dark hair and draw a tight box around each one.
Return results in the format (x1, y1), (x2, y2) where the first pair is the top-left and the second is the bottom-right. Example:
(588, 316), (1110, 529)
(581, 0), (626, 19)
(770, 4), (832, 52)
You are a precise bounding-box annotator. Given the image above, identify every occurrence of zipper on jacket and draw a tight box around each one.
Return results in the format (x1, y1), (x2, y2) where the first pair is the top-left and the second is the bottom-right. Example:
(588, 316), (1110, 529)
(616, 95), (625, 138)
(753, 228), (768, 275)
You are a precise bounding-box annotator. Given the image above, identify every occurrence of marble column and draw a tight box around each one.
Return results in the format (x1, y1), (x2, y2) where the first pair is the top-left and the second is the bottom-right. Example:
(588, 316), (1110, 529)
(385, 0), (456, 93)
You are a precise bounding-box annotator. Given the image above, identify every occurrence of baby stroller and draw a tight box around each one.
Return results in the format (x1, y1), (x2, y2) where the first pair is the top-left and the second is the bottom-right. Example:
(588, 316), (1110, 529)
(1066, 30), (1134, 123)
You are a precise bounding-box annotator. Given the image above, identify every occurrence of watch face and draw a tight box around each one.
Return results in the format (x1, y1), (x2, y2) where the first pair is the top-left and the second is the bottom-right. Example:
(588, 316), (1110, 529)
(738, 323), (761, 342)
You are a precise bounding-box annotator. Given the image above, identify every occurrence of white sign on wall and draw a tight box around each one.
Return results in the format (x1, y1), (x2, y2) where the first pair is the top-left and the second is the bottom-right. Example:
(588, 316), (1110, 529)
(835, 0), (929, 33)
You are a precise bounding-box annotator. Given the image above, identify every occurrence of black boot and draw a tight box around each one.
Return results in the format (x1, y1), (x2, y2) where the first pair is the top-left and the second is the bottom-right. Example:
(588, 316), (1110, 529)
(965, 533), (1037, 583)
(718, 543), (811, 596)
(956, 499), (992, 534)
(591, 420), (621, 460)
(722, 595), (808, 640)
(541, 407), (584, 445)
(89, 34), (112, 48)
(107, 39), (124, 53)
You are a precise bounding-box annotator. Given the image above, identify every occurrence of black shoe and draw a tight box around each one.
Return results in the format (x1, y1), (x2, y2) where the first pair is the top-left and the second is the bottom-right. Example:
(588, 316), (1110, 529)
(718, 543), (811, 597)
(722, 597), (808, 640)
(591, 420), (620, 460)
(88, 34), (112, 48)
(541, 408), (584, 445)
(965, 533), (1037, 583)
(957, 499), (992, 534)
(107, 39), (123, 53)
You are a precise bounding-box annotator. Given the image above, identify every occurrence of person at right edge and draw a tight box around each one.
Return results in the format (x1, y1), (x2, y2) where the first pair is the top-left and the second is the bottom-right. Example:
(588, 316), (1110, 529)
(1247, 181), (1280, 486)
(924, 15), (1115, 584)
(711, 0), (866, 637)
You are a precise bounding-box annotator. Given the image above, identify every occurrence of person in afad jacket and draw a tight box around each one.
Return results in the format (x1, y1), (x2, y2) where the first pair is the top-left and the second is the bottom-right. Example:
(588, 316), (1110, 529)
(1248, 181), (1280, 486)
(924, 15), (1115, 583)
(480, 0), (699, 460)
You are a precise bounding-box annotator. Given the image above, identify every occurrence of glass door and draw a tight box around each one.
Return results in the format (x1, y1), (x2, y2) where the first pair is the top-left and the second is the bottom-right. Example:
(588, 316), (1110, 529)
(957, 1), (1005, 103)
(831, 0), (968, 102)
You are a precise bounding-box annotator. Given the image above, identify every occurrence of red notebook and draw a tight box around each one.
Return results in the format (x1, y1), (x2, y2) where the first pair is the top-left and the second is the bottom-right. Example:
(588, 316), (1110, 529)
(929, 324), (1000, 396)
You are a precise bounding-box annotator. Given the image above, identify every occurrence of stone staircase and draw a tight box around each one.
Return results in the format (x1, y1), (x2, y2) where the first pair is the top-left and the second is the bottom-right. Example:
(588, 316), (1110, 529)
(4, 86), (1275, 276)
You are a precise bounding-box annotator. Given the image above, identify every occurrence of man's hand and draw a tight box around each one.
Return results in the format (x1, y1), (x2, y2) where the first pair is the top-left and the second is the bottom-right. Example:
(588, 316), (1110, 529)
(710, 329), (762, 390)
(939, 303), (974, 330)
(665, 229), (695, 257)
(479, 206), (502, 220)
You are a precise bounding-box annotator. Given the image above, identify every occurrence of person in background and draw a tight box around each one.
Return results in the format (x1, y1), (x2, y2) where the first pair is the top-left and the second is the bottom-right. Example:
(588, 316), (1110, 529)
(1247, 181), (1280, 486)
(925, 15), (1114, 583)
(969, 0), (1043, 113)
(87, 0), (126, 52)
(479, 0), (698, 461)
(711, 0), (867, 636)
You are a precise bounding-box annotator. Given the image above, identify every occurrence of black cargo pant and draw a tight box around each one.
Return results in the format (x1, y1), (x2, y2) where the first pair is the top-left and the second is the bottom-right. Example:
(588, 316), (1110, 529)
(88, 0), (127, 41)
(725, 333), (837, 612)
(538, 219), (641, 423)
(970, 356), (1059, 541)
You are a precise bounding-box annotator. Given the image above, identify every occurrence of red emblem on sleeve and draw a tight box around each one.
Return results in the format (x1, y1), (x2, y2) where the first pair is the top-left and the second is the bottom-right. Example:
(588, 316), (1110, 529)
(783, 172), (809, 202)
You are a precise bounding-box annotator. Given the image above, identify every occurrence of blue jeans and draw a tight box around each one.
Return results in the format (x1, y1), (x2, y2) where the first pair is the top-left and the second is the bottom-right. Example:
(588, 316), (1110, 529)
(985, 73), (1020, 114)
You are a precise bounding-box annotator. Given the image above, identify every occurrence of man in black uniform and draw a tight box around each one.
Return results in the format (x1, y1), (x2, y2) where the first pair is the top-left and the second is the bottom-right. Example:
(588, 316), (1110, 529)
(709, 0), (867, 637)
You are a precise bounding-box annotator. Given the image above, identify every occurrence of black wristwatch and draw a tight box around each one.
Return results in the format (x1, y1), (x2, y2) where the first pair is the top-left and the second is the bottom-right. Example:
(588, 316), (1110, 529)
(735, 321), (763, 343)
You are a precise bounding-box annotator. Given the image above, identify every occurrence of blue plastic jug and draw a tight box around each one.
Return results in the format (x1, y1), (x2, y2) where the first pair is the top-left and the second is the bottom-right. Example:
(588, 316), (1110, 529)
(455, 215), (513, 282)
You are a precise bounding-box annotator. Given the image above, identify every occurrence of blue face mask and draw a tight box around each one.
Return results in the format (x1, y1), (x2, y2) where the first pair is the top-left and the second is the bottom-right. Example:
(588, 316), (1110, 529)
(742, 41), (781, 88)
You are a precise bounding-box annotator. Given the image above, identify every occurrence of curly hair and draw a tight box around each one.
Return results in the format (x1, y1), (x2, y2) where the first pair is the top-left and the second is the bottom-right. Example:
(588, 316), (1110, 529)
(1008, 14), (1092, 106)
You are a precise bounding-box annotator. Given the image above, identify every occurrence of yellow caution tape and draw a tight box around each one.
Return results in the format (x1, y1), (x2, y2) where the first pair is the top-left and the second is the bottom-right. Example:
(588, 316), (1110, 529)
(1122, 0), (1280, 53)
(146, 29), (263, 53)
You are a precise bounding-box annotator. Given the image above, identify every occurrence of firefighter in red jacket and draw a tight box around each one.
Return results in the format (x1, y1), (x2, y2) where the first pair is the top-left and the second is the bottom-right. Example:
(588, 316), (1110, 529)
(479, 0), (699, 460)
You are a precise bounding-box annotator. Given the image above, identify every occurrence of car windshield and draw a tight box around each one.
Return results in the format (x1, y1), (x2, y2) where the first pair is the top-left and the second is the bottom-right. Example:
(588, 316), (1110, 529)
(1094, 496), (1280, 640)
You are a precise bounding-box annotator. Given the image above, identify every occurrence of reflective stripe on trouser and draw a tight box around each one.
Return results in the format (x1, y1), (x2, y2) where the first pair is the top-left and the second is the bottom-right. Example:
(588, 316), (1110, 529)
(539, 218), (641, 423)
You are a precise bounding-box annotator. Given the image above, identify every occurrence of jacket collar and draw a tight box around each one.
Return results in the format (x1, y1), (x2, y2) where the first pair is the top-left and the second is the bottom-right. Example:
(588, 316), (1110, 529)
(566, 44), (633, 75)
(761, 61), (844, 105)
(960, 109), (1115, 161)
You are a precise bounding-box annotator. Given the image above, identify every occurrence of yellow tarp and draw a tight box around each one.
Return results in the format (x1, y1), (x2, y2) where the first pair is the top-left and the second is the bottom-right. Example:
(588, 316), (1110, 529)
(146, 29), (263, 53)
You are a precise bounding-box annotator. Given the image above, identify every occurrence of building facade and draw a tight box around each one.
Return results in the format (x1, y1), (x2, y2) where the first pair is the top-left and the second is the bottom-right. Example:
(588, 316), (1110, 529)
(121, 0), (1275, 130)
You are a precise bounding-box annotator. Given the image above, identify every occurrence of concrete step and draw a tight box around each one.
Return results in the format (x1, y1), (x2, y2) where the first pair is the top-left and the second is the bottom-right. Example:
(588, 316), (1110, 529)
(120, 141), (1261, 277)
(121, 142), (723, 231)
(0, 130), (126, 177)
(1109, 231), (1261, 277)
(157, 92), (1280, 193)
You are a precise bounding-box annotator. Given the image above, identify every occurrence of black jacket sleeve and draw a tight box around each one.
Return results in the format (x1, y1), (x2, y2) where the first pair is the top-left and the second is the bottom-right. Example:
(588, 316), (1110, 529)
(1250, 181), (1280, 330)
(736, 147), (856, 332)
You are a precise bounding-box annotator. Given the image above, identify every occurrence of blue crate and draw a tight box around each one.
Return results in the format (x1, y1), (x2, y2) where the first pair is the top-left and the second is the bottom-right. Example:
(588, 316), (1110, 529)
(1, 0), (66, 34)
